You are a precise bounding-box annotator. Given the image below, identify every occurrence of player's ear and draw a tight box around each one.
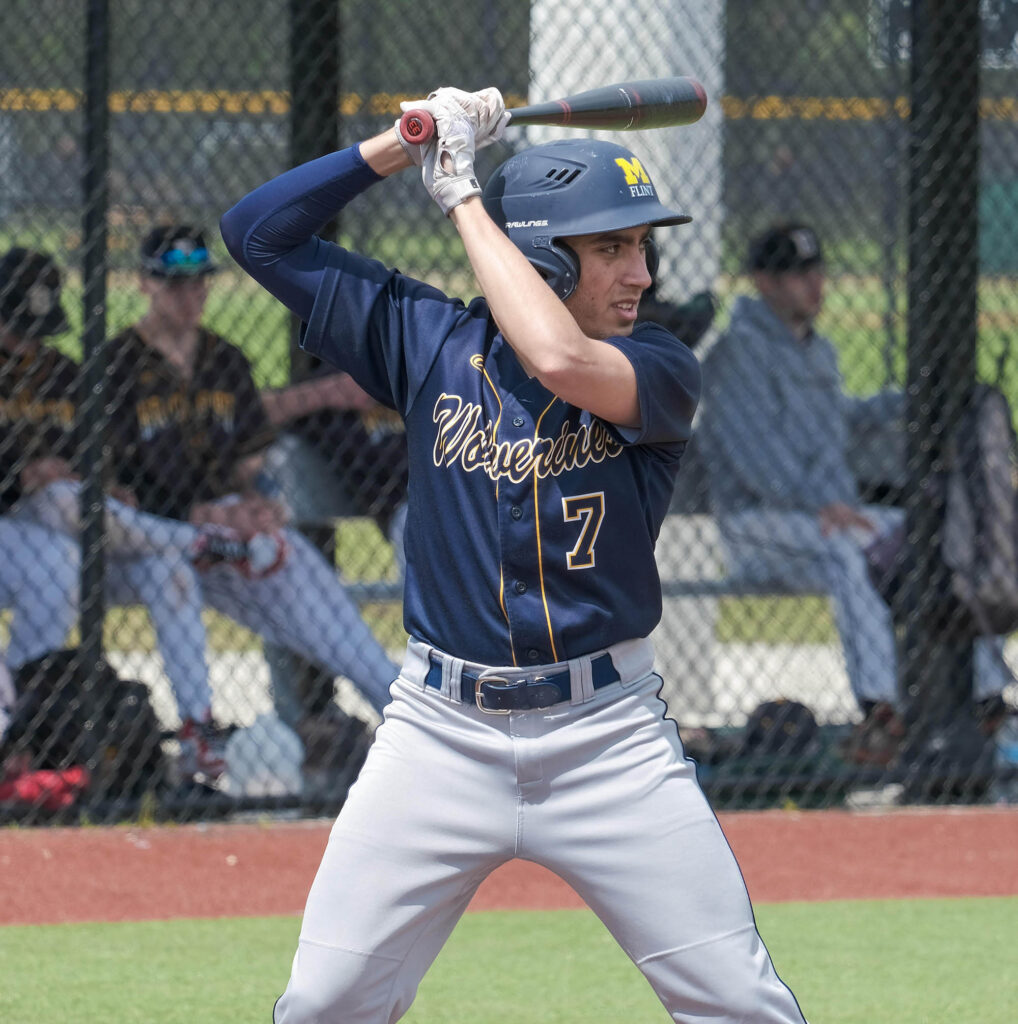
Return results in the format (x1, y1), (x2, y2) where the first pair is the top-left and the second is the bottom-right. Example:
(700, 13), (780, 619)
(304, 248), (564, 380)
(645, 236), (659, 281)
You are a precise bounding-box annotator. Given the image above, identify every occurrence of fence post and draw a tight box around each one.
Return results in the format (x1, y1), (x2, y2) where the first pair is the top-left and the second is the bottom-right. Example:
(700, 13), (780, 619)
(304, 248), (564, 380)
(289, 0), (341, 373)
(265, 0), (344, 738)
(899, 0), (987, 794)
(79, 0), (110, 687)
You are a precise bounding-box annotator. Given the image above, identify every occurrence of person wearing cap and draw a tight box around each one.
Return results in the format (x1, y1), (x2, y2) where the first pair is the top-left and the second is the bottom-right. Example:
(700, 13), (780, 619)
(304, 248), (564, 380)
(698, 222), (1014, 764)
(0, 248), (82, 710)
(0, 246), (300, 780)
(102, 224), (401, 755)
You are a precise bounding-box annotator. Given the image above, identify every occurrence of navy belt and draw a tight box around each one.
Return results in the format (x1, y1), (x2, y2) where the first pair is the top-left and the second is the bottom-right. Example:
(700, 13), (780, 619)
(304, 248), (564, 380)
(424, 653), (620, 714)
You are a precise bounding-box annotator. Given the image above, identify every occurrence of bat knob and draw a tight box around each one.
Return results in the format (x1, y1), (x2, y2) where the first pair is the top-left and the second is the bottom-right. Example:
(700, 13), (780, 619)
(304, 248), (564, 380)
(399, 109), (435, 145)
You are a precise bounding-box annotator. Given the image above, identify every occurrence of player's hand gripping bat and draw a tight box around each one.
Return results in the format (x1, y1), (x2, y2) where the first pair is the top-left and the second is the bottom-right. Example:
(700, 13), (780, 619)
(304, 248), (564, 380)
(398, 76), (707, 146)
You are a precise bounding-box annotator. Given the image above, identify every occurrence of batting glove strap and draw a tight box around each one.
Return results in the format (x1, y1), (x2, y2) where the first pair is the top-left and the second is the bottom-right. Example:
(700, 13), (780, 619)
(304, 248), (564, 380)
(421, 105), (481, 216)
(430, 172), (482, 217)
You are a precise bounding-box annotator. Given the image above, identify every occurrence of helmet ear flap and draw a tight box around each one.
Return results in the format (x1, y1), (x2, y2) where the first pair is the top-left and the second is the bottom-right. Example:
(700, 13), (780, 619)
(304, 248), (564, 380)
(531, 239), (580, 300)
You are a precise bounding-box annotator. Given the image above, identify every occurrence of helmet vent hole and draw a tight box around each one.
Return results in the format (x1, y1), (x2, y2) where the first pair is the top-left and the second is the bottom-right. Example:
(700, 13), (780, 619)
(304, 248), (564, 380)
(544, 167), (582, 184)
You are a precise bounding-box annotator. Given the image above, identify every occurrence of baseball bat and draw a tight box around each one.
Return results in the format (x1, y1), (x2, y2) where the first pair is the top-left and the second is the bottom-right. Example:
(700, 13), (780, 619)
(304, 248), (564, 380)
(398, 76), (707, 146)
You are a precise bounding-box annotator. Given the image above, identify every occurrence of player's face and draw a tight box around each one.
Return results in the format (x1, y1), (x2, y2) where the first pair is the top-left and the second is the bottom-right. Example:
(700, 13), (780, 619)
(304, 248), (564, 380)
(139, 274), (210, 331)
(756, 264), (825, 329)
(561, 225), (653, 339)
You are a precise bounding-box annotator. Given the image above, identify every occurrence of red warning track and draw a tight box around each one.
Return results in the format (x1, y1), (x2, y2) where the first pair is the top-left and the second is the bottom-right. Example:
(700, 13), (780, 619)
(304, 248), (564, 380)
(1, 807), (1015, 926)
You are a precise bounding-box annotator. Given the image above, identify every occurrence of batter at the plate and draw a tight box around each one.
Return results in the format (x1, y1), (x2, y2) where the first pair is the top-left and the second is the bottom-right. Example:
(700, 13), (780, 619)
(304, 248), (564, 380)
(222, 83), (808, 1024)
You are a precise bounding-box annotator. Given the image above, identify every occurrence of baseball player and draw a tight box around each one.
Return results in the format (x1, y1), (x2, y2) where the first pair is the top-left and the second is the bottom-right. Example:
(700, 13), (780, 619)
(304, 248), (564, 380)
(103, 226), (400, 723)
(0, 247), (289, 779)
(222, 87), (807, 1022)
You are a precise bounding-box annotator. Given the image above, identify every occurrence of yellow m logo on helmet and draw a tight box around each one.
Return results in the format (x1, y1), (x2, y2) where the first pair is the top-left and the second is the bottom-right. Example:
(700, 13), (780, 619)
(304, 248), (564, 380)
(614, 157), (651, 186)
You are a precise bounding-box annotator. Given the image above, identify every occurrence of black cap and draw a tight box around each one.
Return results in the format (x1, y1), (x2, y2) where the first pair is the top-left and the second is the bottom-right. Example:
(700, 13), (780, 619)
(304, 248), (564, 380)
(140, 224), (218, 277)
(0, 248), (70, 338)
(747, 224), (823, 273)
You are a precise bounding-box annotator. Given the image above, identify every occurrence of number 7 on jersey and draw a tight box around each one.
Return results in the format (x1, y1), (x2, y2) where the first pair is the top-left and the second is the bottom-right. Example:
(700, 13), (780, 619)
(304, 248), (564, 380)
(562, 492), (605, 570)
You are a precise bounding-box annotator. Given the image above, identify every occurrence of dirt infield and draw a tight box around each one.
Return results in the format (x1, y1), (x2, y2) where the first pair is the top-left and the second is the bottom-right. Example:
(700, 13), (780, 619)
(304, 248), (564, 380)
(2, 807), (1016, 926)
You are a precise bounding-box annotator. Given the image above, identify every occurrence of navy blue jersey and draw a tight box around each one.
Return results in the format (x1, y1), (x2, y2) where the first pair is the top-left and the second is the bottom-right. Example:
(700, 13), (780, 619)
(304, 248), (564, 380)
(222, 146), (701, 666)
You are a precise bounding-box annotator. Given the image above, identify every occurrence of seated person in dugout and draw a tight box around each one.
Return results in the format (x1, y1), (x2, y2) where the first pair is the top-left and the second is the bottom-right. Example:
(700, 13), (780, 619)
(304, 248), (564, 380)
(697, 223), (1014, 765)
(260, 368), (410, 759)
(102, 225), (401, 749)
(0, 246), (290, 781)
(264, 363), (410, 578)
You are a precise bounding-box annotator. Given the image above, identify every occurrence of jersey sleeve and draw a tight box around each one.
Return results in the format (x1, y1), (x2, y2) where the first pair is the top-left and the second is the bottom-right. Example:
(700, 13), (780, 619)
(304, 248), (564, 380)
(603, 322), (701, 447)
(221, 143), (476, 417)
(220, 145), (382, 326)
(298, 249), (485, 415)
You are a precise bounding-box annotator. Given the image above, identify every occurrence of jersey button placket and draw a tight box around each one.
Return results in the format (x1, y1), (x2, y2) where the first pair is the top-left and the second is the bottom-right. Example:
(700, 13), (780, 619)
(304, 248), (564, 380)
(513, 580), (528, 594)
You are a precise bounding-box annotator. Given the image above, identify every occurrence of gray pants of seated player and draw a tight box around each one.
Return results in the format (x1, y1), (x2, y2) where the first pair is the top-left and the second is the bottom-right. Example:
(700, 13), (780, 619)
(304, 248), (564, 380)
(8, 483), (213, 721)
(263, 435), (405, 727)
(200, 526), (400, 718)
(273, 637), (807, 1024)
(719, 505), (1014, 706)
(0, 517), (80, 673)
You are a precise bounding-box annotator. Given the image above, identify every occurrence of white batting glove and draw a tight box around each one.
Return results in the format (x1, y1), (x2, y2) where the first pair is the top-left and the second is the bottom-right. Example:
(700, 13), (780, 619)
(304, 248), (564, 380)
(396, 86), (508, 164)
(423, 86), (508, 150)
(420, 103), (481, 216)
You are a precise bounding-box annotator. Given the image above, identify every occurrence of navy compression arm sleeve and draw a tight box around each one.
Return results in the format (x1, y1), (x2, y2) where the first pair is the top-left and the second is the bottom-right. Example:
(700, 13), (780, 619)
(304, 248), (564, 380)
(220, 145), (383, 321)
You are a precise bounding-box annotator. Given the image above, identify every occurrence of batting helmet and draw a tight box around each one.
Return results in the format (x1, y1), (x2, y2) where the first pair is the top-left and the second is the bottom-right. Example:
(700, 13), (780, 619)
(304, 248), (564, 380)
(482, 139), (690, 300)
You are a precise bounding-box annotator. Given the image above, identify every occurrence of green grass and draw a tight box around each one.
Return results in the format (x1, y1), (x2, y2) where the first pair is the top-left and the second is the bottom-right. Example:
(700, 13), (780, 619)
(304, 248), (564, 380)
(1, 898), (1014, 1023)
(717, 594), (837, 644)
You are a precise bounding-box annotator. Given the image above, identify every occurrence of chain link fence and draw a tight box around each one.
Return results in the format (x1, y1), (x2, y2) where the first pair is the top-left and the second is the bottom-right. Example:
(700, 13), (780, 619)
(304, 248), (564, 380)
(2, 0), (1018, 823)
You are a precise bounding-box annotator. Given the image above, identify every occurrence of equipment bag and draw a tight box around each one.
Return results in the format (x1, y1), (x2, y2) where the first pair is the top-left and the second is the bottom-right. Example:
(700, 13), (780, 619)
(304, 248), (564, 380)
(1, 649), (167, 802)
(867, 383), (1018, 637)
(941, 383), (1018, 635)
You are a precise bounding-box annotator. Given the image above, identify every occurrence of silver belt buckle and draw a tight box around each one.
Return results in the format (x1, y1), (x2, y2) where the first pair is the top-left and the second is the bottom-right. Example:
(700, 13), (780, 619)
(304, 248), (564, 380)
(474, 673), (512, 714)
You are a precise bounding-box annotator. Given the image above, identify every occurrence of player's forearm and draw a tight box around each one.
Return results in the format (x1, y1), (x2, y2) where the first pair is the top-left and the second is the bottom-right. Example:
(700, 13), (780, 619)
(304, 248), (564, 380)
(451, 199), (639, 424)
(359, 129), (414, 177)
(261, 380), (333, 425)
(452, 199), (590, 369)
(262, 375), (371, 425)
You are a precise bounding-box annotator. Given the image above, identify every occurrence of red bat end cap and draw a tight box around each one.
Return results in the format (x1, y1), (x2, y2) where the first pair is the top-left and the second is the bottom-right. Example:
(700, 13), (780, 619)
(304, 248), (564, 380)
(692, 79), (708, 113)
(399, 109), (436, 145)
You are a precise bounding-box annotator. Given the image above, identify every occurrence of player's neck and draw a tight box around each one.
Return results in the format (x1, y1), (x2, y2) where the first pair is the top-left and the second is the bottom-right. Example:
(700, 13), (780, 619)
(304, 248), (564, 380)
(135, 315), (202, 377)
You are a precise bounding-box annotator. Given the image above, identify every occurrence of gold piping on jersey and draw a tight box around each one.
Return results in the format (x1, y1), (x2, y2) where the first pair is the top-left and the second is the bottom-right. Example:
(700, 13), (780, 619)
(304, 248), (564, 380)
(532, 397), (560, 663)
(472, 354), (517, 665)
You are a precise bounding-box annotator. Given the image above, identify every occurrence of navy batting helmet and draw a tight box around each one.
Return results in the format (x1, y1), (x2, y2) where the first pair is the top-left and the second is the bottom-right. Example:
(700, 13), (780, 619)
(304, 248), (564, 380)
(482, 139), (690, 300)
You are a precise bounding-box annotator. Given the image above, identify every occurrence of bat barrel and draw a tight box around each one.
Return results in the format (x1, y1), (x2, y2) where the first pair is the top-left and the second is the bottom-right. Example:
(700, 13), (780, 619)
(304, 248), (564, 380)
(509, 77), (706, 131)
(397, 76), (707, 145)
